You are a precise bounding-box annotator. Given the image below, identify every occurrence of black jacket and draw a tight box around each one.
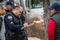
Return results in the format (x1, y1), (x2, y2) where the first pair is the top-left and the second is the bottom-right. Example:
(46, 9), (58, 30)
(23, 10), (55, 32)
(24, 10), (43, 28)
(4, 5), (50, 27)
(4, 12), (25, 32)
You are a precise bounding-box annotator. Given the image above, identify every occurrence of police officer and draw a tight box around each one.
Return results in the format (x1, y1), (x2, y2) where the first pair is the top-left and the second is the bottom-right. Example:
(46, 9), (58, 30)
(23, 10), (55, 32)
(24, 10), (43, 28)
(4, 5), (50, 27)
(4, 6), (28, 40)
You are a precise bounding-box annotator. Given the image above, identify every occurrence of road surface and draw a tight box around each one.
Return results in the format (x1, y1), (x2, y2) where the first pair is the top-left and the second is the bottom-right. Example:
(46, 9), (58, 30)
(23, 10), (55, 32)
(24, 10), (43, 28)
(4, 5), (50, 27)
(28, 37), (41, 40)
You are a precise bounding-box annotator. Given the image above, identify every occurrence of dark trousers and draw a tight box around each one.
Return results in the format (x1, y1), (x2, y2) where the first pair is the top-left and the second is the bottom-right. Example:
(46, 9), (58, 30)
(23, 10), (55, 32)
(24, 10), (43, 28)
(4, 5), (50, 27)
(5, 31), (28, 40)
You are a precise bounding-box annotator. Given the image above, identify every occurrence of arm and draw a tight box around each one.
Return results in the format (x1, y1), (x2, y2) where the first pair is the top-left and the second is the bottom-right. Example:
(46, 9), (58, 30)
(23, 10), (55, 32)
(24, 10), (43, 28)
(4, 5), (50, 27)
(47, 18), (56, 40)
(4, 15), (23, 31)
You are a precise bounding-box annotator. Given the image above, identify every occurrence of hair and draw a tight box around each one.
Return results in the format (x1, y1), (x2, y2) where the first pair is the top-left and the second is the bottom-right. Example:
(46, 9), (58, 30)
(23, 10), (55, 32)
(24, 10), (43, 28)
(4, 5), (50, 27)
(13, 6), (19, 9)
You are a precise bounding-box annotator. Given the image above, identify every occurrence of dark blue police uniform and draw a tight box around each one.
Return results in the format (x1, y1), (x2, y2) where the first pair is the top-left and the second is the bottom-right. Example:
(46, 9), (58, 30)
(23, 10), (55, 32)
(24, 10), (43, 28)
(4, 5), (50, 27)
(4, 12), (28, 40)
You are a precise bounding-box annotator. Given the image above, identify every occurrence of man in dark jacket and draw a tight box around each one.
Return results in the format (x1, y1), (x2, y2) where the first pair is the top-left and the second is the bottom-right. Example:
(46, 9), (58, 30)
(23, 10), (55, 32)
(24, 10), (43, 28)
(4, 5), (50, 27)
(47, 3), (60, 40)
(4, 6), (28, 40)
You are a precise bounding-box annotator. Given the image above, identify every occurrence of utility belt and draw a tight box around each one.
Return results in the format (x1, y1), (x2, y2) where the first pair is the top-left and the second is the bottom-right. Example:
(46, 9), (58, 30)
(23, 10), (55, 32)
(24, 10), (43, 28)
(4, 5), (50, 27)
(5, 31), (15, 40)
(5, 30), (27, 37)
(5, 30), (25, 35)
(5, 30), (27, 40)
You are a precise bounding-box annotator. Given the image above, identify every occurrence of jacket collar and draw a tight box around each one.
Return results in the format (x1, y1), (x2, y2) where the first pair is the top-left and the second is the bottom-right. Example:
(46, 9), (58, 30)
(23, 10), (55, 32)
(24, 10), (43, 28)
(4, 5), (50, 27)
(51, 10), (60, 17)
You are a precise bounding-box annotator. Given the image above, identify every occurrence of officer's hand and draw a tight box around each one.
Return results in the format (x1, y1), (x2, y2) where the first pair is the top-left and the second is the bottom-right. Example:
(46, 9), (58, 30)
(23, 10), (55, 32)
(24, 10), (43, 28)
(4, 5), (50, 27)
(23, 23), (28, 27)
(23, 23), (28, 31)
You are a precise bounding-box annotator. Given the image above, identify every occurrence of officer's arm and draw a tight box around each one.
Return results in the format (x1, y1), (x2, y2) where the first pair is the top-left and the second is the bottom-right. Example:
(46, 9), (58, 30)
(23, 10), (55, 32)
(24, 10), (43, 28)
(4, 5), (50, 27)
(4, 16), (23, 31)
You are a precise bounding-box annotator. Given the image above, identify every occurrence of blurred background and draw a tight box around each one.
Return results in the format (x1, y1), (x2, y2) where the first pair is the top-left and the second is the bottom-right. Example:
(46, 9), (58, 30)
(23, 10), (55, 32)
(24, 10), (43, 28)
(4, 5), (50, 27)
(0, 0), (60, 40)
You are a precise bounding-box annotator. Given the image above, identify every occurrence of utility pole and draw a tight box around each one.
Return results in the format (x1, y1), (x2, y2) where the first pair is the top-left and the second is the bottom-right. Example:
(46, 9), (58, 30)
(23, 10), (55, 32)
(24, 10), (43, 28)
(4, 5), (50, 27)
(20, 0), (26, 10)
(43, 0), (50, 40)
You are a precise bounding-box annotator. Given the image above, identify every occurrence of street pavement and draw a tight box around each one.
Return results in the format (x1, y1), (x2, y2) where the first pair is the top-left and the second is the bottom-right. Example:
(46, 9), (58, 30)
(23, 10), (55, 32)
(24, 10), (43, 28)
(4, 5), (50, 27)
(28, 37), (41, 40)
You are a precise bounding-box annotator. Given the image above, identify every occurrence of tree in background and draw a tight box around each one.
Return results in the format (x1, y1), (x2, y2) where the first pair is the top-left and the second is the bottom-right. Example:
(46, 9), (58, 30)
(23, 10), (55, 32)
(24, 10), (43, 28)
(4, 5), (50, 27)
(43, 0), (50, 40)
(43, 0), (50, 27)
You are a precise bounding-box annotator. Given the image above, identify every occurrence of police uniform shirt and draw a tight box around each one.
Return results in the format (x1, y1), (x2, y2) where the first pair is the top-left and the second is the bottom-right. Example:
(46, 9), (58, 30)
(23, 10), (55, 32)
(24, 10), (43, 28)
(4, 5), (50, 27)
(4, 12), (25, 32)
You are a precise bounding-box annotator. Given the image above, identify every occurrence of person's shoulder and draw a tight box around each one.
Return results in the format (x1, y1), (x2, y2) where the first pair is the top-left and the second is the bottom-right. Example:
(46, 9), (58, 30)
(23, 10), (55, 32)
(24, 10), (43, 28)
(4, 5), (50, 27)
(5, 12), (13, 18)
(48, 18), (56, 23)
(6, 12), (12, 16)
(4, 15), (13, 21)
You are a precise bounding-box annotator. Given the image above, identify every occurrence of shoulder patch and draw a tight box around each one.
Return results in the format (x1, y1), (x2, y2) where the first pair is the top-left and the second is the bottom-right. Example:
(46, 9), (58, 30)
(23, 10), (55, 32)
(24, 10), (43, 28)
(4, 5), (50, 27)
(8, 16), (13, 20)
